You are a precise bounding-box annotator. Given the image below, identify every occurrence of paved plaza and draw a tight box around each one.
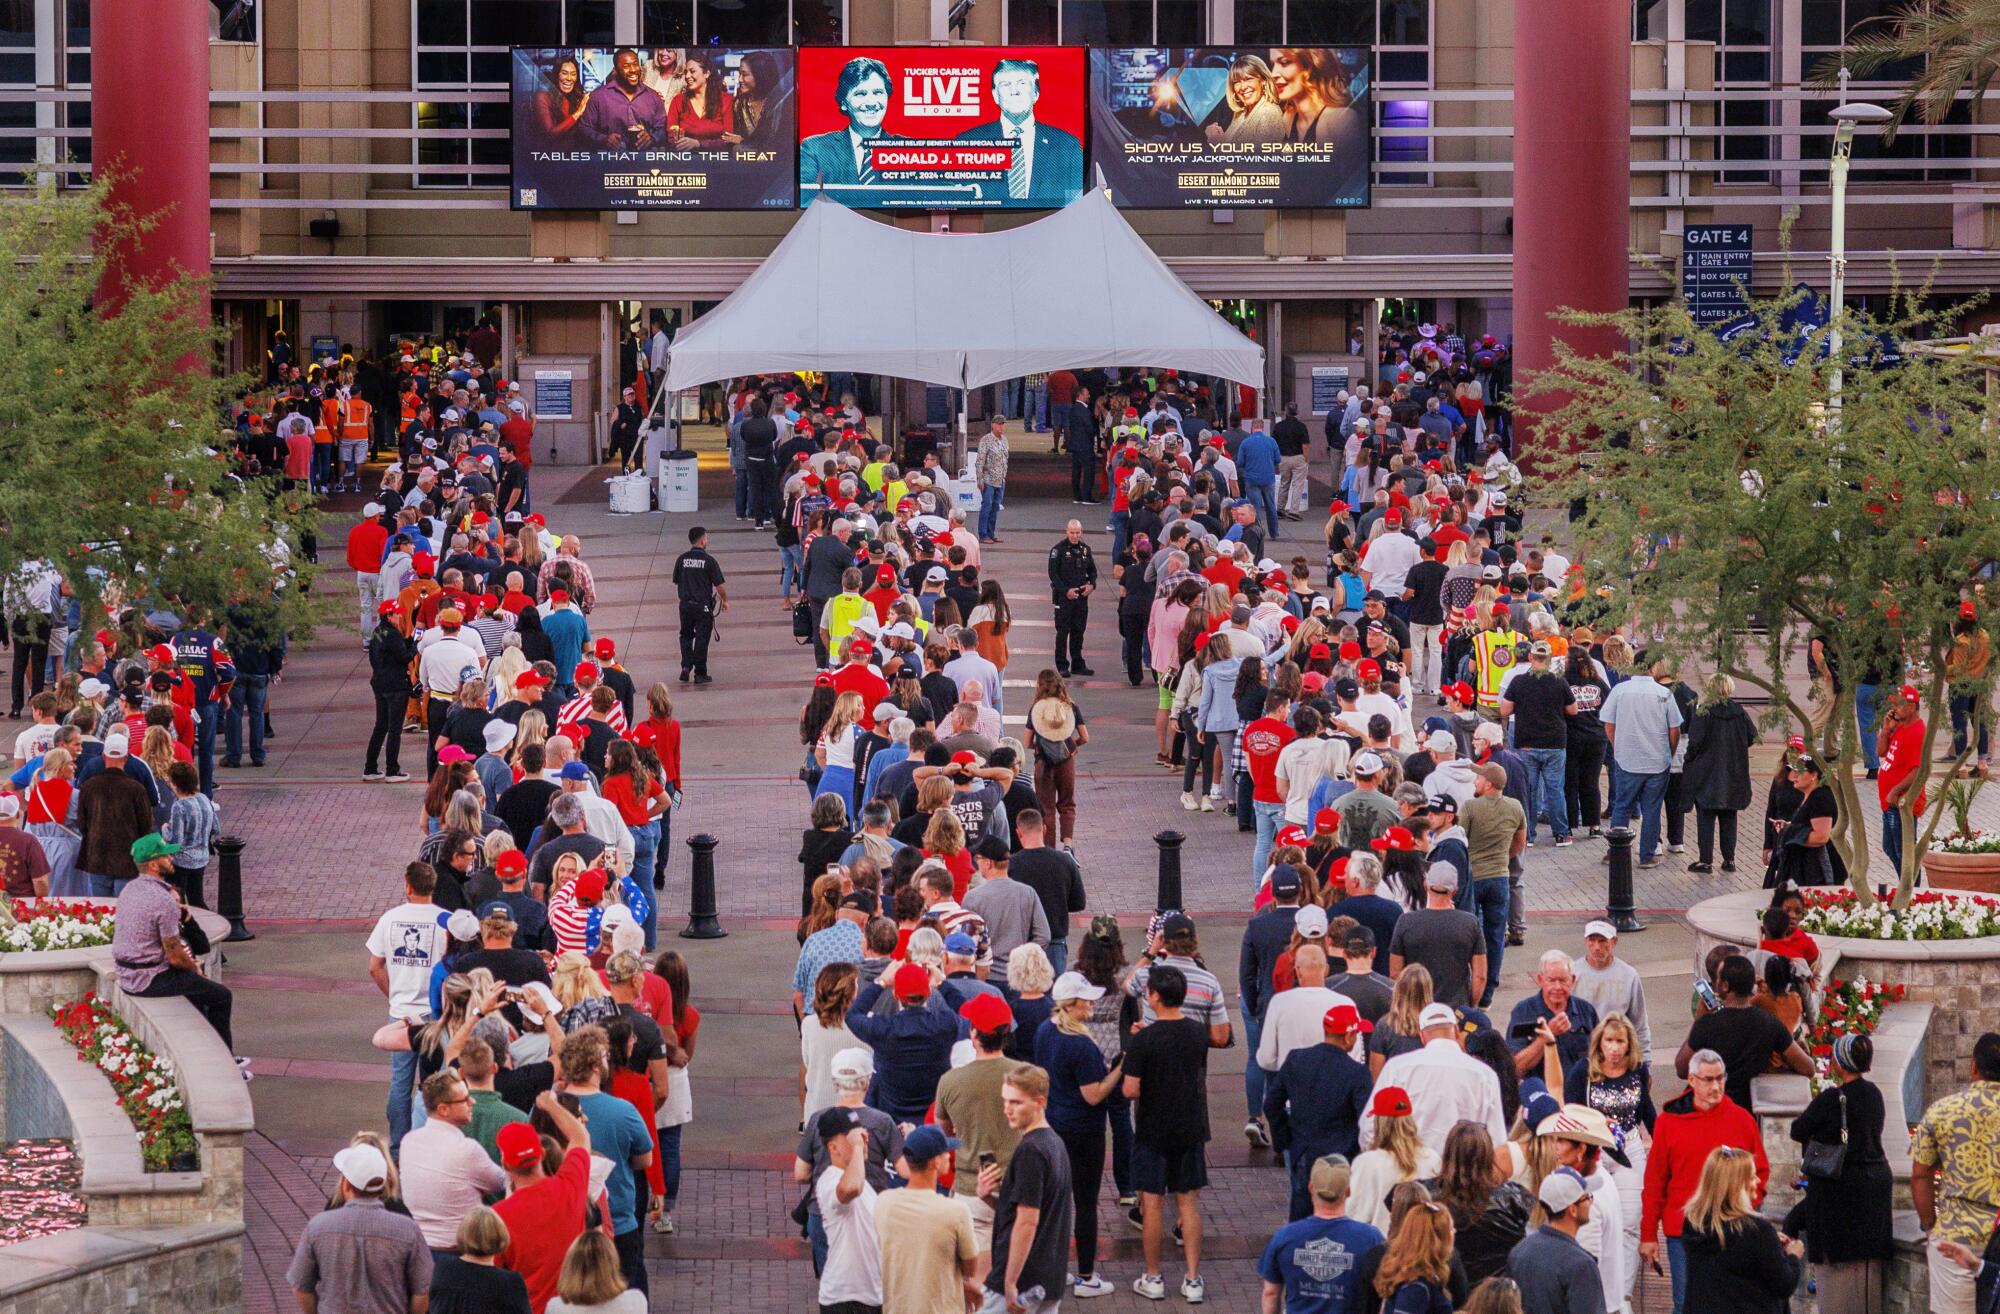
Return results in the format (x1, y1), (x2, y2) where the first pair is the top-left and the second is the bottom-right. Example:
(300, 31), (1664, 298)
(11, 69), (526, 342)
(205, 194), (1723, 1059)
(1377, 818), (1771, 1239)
(181, 444), (1953, 1313)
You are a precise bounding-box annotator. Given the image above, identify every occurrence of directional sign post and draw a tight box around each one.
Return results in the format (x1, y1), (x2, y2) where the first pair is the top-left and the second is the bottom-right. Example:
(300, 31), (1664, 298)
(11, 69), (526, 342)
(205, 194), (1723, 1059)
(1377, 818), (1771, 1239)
(1681, 224), (1754, 325)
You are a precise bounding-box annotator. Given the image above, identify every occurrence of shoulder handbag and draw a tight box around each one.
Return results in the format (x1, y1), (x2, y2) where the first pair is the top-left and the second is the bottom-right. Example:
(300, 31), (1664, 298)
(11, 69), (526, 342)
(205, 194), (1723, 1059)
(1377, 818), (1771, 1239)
(1800, 1085), (1848, 1179)
(791, 600), (814, 644)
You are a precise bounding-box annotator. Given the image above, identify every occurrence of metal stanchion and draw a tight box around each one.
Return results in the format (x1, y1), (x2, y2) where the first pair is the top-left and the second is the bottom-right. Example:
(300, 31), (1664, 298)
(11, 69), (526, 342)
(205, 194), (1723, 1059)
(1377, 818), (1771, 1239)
(679, 833), (726, 939)
(1606, 826), (1645, 932)
(1154, 830), (1186, 914)
(212, 835), (255, 941)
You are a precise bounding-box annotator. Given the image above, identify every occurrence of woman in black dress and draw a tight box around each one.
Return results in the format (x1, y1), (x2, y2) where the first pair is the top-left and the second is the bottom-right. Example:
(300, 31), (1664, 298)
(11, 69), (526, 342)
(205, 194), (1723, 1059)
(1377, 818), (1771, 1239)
(1784, 1034), (1895, 1314)
(1761, 736), (1808, 869)
(1764, 752), (1846, 888)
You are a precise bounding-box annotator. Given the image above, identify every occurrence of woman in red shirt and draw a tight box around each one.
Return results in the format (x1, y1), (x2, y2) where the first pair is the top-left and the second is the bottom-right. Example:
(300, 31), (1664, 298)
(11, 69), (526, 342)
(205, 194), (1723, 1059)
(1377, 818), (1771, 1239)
(600, 741), (667, 947)
(24, 747), (74, 825)
(604, 1017), (667, 1212)
(665, 52), (734, 144)
(626, 684), (682, 891)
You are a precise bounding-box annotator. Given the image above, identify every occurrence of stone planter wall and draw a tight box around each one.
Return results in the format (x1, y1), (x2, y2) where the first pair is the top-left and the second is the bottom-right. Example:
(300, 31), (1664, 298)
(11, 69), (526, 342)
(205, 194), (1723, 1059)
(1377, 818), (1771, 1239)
(1688, 888), (1999, 1107)
(0, 1223), (241, 1314)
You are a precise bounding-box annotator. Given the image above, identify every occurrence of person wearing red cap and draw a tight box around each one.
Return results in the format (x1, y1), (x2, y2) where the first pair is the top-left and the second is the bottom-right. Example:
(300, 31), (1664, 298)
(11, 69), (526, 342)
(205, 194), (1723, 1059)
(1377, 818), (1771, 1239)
(493, 1092), (594, 1314)
(933, 990), (1021, 1262)
(1875, 679), (1928, 877)
(842, 960), (964, 1123)
(556, 661), (628, 740)
(1945, 603), (1992, 773)
(1262, 1000), (1374, 1223)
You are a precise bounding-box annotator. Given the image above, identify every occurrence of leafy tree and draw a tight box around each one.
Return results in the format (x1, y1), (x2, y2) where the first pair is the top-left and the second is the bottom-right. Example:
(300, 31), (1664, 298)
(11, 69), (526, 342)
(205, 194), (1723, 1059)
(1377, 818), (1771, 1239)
(1526, 278), (1997, 908)
(0, 172), (317, 646)
(1812, 0), (2000, 141)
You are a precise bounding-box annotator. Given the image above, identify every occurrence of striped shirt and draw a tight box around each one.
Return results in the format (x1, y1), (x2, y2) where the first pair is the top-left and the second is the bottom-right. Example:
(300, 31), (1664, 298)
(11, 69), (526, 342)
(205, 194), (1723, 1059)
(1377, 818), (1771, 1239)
(1125, 953), (1229, 1029)
(555, 693), (628, 737)
(547, 882), (595, 956)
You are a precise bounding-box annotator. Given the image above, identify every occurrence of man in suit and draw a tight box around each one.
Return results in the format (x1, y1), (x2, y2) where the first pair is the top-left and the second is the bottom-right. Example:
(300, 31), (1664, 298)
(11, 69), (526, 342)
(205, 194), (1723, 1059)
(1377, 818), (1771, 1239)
(799, 55), (893, 196)
(955, 58), (1083, 206)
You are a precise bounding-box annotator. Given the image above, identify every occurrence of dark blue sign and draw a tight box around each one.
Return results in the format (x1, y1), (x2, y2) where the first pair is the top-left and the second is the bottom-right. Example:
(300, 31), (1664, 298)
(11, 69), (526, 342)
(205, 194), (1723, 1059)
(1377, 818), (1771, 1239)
(1681, 224), (1754, 325)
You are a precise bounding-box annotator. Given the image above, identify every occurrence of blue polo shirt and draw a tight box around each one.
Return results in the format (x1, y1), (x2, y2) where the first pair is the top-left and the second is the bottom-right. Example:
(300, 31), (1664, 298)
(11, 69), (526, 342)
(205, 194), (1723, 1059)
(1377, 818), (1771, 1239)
(1505, 992), (1600, 1073)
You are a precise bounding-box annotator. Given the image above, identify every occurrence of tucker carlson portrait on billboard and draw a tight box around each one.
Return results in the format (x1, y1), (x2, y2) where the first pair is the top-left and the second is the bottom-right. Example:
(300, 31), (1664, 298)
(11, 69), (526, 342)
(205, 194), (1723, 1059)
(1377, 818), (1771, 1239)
(1089, 47), (1371, 209)
(510, 47), (797, 210)
(796, 46), (1086, 210)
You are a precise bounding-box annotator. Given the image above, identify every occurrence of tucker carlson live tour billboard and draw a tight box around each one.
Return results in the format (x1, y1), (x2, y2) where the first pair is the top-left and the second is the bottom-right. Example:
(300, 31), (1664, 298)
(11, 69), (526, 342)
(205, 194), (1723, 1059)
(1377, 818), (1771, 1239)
(1088, 46), (1371, 209)
(510, 47), (797, 210)
(795, 46), (1087, 210)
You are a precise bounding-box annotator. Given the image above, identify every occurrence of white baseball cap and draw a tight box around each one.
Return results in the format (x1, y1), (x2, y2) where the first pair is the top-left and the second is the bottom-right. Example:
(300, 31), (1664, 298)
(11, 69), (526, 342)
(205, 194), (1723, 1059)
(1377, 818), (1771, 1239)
(1422, 863), (1461, 891)
(1294, 905), (1329, 939)
(1426, 729), (1456, 754)
(1052, 971), (1106, 1003)
(1584, 919), (1618, 941)
(830, 1047), (875, 1079)
(1537, 1165), (1605, 1214)
(362, 501), (385, 517)
(446, 909), (480, 941)
(333, 1143), (389, 1193)
(102, 732), (130, 758)
(871, 702), (898, 723)
(78, 678), (107, 699)
(0, 795), (20, 821)
(1351, 751), (1385, 775)
(1418, 1003), (1458, 1030)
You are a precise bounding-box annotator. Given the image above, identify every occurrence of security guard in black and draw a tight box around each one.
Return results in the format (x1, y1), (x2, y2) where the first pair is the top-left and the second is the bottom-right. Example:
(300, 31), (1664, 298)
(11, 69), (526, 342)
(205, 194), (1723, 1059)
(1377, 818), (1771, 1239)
(670, 526), (728, 684)
(1048, 519), (1098, 677)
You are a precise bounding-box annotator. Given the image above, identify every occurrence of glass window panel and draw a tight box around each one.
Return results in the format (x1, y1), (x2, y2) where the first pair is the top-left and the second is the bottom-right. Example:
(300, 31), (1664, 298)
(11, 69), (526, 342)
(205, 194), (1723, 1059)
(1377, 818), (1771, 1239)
(1843, 0), (1897, 34)
(1059, 0), (1152, 45)
(1720, 99), (1769, 182)
(1285, 0), (1372, 45)
(1378, 50), (1426, 83)
(1157, 0), (1203, 43)
(1009, 0), (1058, 42)
(65, 51), (87, 85)
(471, 101), (511, 168)
(1685, 0), (1720, 42)
(1723, 51), (1768, 81)
(65, 99), (87, 165)
(564, 0), (616, 41)
(1634, 0), (1670, 40)
(1800, 0), (1842, 46)
(417, 0), (467, 44)
(418, 51), (469, 83)
(642, 0), (693, 41)
(471, 50), (511, 83)
(1381, 0), (1426, 46)
(0, 101), (32, 167)
(470, 0), (562, 46)
(213, 0), (255, 40)
(696, 0), (787, 46)
(1235, 0), (1281, 44)
(65, 0), (86, 47)
(795, 0), (842, 46)
(1723, 0), (1768, 43)
(0, 0), (29, 47)
(0, 51), (30, 82)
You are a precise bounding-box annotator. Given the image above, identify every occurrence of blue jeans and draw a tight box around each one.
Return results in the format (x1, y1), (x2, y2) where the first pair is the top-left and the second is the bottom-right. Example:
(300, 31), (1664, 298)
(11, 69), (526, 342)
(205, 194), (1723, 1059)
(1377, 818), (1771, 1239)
(83, 870), (130, 899)
(1610, 767), (1671, 861)
(1881, 806), (1903, 876)
(659, 1121), (682, 1209)
(224, 674), (268, 765)
(1668, 1234), (1689, 1314)
(1240, 1001), (1265, 1121)
(1252, 799), (1285, 884)
(1246, 480), (1279, 537)
(629, 821), (661, 947)
(1109, 509), (1130, 561)
(1000, 378), (1023, 417)
(1856, 681), (1882, 770)
(1518, 746), (1570, 842)
(732, 469), (749, 518)
(779, 542), (804, 600)
(1471, 876), (1510, 1005)
(1026, 384), (1047, 429)
(194, 701), (219, 798)
(1044, 938), (1068, 977)
(978, 485), (1003, 540)
(388, 1048), (419, 1158)
(807, 1209), (828, 1276)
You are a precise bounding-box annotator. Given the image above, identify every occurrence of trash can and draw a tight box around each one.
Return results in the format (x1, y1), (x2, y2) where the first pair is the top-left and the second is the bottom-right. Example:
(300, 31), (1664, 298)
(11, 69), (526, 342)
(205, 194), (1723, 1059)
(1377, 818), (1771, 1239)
(660, 448), (699, 513)
(607, 472), (652, 514)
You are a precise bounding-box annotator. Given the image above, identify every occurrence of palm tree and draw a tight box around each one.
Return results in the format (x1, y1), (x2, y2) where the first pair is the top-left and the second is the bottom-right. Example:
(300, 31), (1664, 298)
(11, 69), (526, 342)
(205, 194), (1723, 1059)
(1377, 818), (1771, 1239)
(1810, 0), (2000, 140)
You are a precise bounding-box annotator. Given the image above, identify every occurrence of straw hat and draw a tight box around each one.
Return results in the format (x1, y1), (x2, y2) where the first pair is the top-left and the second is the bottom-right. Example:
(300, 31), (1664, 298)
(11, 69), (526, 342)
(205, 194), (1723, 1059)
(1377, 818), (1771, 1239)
(1030, 697), (1076, 742)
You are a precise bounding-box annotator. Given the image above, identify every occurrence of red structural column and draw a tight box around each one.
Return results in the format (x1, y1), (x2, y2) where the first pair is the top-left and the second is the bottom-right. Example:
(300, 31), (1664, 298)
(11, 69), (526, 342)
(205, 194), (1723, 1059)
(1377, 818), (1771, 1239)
(91, 0), (210, 309)
(1511, 0), (1630, 449)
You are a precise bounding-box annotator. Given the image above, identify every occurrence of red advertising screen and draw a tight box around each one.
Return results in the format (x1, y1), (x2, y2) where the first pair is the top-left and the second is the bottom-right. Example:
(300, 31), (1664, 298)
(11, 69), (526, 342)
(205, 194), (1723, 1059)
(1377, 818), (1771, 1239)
(796, 46), (1086, 210)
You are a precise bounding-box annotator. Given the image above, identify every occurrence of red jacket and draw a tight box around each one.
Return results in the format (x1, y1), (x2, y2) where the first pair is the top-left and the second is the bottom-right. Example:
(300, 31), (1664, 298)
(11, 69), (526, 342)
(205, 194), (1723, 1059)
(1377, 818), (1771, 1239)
(1641, 1089), (1769, 1241)
(346, 520), (389, 574)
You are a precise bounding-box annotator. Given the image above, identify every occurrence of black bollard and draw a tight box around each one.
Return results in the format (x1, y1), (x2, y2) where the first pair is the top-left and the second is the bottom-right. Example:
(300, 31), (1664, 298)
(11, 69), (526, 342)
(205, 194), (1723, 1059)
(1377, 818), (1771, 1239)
(212, 835), (255, 942)
(1605, 826), (1645, 933)
(679, 833), (726, 940)
(1154, 830), (1186, 914)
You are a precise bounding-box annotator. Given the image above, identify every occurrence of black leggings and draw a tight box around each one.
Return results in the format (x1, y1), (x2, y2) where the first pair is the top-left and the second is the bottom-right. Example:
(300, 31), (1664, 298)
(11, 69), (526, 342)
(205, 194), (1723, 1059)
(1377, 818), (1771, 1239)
(1697, 808), (1739, 865)
(1566, 735), (1606, 829)
(1058, 1121), (1107, 1280)
(10, 640), (47, 714)
(366, 690), (406, 776)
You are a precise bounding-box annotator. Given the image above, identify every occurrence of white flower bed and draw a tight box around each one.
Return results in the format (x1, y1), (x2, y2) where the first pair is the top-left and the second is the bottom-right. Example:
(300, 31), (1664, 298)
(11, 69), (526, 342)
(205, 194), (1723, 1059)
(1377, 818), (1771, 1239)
(0, 902), (115, 952)
(1797, 889), (2000, 941)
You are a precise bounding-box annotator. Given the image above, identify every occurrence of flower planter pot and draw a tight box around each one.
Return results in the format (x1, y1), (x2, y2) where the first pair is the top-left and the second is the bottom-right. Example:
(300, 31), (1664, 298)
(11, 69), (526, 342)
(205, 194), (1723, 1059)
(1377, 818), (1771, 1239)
(1920, 850), (2000, 895)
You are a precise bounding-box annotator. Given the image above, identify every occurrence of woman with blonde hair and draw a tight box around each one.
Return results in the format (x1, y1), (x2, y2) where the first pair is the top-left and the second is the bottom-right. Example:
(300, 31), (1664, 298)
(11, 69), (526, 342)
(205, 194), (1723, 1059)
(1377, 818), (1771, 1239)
(812, 691), (866, 810)
(1002, 943), (1055, 1057)
(1368, 962), (1432, 1077)
(1348, 1085), (1441, 1233)
(799, 961), (862, 1121)
(1207, 52), (1285, 143)
(1372, 1197), (1456, 1309)
(371, 970), (497, 1131)
(549, 950), (618, 1030)
(548, 1229), (645, 1313)
(427, 1204), (529, 1311)
(921, 804), (971, 899)
(486, 647), (530, 707)
(139, 725), (177, 819)
(1677, 1146), (1803, 1313)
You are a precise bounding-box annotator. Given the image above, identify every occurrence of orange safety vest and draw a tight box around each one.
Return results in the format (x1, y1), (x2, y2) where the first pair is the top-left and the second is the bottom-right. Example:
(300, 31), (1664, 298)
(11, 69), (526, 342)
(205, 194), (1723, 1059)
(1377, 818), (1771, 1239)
(316, 397), (340, 443)
(341, 398), (373, 441)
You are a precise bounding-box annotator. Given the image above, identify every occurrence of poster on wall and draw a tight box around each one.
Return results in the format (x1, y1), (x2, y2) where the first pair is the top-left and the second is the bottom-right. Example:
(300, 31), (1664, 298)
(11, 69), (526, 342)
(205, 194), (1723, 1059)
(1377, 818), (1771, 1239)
(795, 46), (1087, 210)
(1088, 47), (1371, 209)
(510, 47), (796, 210)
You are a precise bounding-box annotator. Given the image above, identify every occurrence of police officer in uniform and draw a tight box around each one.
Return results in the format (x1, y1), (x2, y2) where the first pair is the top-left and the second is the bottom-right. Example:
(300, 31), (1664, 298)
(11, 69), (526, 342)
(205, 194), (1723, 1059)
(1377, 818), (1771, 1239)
(670, 525), (728, 685)
(1048, 518), (1098, 678)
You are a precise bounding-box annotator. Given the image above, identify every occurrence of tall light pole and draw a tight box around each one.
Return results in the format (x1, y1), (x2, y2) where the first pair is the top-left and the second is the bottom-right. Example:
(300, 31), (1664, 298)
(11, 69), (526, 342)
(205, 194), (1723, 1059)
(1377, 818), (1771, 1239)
(1826, 96), (1892, 421)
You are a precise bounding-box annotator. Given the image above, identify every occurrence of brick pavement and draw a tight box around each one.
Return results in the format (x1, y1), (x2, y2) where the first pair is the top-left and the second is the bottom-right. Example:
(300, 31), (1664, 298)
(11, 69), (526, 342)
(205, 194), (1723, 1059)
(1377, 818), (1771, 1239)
(181, 450), (1973, 1313)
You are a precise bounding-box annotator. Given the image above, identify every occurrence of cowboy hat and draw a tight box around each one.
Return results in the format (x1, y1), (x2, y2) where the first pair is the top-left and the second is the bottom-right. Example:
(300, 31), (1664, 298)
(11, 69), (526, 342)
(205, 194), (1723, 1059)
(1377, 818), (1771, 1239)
(1030, 697), (1077, 743)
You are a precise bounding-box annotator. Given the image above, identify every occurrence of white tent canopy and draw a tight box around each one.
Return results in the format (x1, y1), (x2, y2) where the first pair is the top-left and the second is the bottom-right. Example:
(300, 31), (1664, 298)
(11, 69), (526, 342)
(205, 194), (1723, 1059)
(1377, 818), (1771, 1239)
(661, 187), (1265, 395)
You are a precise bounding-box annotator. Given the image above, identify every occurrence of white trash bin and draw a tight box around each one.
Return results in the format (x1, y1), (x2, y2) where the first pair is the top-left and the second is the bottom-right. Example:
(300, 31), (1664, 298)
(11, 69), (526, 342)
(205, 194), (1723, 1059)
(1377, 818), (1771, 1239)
(660, 449), (699, 513)
(607, 472), (652, 514)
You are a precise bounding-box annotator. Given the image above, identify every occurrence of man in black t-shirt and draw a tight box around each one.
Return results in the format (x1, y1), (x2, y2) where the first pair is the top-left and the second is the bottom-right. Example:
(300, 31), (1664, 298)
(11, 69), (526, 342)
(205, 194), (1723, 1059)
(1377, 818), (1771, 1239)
(1121, 964), (1213, 1303)
(1499, 641), (1577, 846)
(670, 527), (728, 685)
(976, 1065), (1074, 1313)
(1007, 811), (1086, 975)
(1677, 954), (1812, 1112)
(1401, 540), (1450, 696)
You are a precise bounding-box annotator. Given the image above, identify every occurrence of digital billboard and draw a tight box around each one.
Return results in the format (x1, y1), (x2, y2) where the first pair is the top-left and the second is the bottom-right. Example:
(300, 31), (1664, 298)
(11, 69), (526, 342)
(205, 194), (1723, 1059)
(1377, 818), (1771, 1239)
(1088, 47), (1371, 209)
(796, 46), (1086, 210)
(510, 47), (796, 210)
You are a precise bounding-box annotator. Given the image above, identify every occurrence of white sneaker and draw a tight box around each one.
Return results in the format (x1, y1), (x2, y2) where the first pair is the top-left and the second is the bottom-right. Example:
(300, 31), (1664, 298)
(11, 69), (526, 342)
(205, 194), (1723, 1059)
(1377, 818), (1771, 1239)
(1198, 796), (1215, 812)
(362, 772), (384, 782)
(651, 1210), (675, 1234)
(1181, 1276), (1206, 1304)
(1073, 1275), (1114, 1298)
(1669, 844), (1686, 854)
(1181, 791), (1200, 811)
(1133, 1274), (1167, 1301)
(1243, 1119), (1270, 1149)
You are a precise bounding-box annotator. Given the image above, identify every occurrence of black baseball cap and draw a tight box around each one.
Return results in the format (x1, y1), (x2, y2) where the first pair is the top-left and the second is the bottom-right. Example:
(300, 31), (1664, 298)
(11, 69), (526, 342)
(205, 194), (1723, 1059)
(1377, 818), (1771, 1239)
(973, 835), (1011, 864)
(816, 1106), (865, 1141)
(1344, 925), (1377, 956)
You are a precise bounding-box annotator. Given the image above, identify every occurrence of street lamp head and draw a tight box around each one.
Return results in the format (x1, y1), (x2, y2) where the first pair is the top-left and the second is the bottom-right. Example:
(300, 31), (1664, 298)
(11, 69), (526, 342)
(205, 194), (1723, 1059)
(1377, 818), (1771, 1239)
(1829, 102), (1893, 125)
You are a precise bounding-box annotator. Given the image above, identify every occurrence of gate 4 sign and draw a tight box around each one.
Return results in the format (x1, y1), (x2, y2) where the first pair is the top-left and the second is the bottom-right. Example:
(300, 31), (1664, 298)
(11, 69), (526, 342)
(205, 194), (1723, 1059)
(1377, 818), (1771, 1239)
(1681, 224), (1754, 326)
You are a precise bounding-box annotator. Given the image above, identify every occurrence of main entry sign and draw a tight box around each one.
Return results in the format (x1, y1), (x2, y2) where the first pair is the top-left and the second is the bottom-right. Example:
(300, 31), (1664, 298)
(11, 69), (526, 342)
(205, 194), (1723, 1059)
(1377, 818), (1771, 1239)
(1681, 224), (1754, 325)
